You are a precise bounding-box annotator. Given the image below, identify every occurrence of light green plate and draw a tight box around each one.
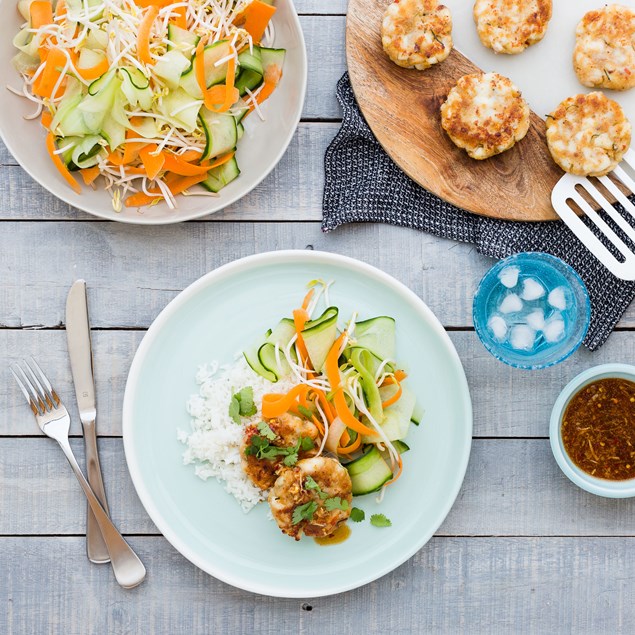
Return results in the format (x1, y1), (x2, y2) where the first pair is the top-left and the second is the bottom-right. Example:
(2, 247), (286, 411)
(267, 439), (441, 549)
(123, 251), (473, 597)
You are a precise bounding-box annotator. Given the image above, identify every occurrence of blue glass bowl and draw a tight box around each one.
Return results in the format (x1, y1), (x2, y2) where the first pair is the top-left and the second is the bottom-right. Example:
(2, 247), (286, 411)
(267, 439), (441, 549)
(473, 252), (591, 370)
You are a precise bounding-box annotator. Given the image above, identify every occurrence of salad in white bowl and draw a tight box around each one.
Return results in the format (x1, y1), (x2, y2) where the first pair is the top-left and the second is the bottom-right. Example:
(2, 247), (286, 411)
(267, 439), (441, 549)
(2, 0), (306, 222)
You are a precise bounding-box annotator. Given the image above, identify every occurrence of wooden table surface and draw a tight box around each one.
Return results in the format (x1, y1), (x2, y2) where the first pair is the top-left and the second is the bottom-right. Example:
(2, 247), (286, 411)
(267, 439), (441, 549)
(3, 1), (635, 633)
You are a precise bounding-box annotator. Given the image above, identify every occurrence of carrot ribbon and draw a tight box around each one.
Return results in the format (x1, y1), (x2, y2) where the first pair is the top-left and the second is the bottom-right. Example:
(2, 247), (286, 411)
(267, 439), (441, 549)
(46, 133), (81, 194)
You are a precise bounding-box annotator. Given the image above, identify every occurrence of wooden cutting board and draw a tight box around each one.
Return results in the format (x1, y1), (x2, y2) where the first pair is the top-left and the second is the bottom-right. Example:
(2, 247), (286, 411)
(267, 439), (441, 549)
(345, 0), (565, 221)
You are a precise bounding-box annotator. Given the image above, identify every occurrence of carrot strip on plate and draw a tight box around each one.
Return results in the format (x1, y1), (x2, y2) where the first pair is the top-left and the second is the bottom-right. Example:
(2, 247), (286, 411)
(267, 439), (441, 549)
(292, 308), (312, 369)
(171, 4), (187, 28)
(80, 166), (100, 185)
(31, 1), (55, 59)
(139, 145), (165, 180)
(324, 333), (378, 437)
(137, 6), (159, 65)
(41, 111), (53, 129)
(75, 53), (110, 80)
(311, 415), (325, 437)
(122, 131), (148, 164)
(208, 151), (235, 168)
(33, 47), (66, 98)
(205, 57), (239, 112)
(162, 153), (211, 176)
(383, 454), (403, 487)
(246, 64), (282, 116)
(301, 288), (314, 311)
(261, 384), (311, 419)
(313, 388), (335, 423)
(178, 149), (203, 162)
(337, 433), (362, 455)
(46, 133), (81, 194)
(381, 378), (402, 409)
(241, 0), (276, 43)
(30, 1), (53, 28)
(124, 172), (208, 207)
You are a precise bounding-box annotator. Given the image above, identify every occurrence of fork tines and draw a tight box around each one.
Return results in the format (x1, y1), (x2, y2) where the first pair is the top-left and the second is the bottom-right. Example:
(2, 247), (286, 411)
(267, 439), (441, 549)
(11, 359), (60, 415)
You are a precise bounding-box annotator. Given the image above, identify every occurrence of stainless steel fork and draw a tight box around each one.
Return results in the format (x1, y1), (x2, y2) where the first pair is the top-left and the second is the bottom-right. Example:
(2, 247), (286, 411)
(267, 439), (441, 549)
(11, 359), (146, 589)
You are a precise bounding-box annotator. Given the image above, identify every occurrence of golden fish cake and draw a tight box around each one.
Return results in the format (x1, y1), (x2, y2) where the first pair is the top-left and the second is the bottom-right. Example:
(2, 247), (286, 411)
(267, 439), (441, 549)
(546, 92), (631, 177)
(473, 0), (552, 55)
(381, 0), (453, 70)
(440, 72), (530, 160)
(573, 4), (635, 91)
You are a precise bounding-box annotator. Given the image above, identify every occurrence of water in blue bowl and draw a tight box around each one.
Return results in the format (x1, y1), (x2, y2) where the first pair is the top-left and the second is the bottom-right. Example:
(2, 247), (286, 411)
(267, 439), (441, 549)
(473, 253), (591, 369)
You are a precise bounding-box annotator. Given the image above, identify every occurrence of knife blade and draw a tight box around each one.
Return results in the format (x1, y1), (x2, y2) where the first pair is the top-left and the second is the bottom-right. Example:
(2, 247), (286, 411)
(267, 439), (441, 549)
(66, 279), (111, 564)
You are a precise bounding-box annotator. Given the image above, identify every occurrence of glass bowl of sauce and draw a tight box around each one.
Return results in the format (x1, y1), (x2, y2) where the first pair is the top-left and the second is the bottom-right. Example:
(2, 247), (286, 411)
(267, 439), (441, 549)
(550, 364), (635, 497)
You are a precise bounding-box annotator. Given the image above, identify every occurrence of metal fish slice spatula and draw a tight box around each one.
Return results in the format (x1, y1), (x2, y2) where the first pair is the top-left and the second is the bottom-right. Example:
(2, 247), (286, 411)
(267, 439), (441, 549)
(551, 148), (635, 281)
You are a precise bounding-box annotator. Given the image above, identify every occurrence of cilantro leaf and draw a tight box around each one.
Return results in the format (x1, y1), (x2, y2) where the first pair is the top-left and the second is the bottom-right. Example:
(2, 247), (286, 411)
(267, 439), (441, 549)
(228, 395), (241, 424)
(300, 437), (315, 452)
(257, 421), (277, 441)
(324, 497), (349, 511)
(297, 405), (314, 420)
(292, 501), (317, 525)
(350, 507), (365, 523)
(370, 513), (392, 527)
(304, 475), (329, 499)
(304, 475), (320, 491)
(244, 434), (313, 465)
(237, 387), (257, 417)
(228, 386), (256, 423)
(283, 452), (299, 467)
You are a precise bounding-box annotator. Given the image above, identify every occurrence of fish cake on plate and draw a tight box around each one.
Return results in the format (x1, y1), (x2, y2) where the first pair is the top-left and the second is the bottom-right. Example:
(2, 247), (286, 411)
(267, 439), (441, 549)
(473, 0), (552, 55)
(241, 413), (319, 490)
(268, 457), (353, 541)
(440, 72), (530, 160)
(546, 92), (631, 177)
(381, 0), (453, 70)
(573, 4), (635, 91)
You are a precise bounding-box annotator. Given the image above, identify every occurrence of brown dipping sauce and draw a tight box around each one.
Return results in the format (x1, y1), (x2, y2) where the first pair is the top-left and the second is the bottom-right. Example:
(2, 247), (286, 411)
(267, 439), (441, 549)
(562, 378), (635, 480)
(314, 523), (351, 546)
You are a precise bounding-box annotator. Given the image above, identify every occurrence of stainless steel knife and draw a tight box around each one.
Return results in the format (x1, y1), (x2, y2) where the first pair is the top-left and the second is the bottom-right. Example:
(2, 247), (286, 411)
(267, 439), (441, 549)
(66, 280), (111, 564)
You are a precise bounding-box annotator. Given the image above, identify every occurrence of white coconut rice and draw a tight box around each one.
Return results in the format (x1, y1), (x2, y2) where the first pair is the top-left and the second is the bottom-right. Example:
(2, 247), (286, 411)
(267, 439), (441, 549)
(178, 357), (297, 512)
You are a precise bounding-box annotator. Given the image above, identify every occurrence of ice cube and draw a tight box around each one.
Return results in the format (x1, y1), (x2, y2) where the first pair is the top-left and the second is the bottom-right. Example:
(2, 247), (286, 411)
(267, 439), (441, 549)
(498, 266), (520, 289)
(499, 293), (523, 314)
(510, 324), (536, 351)
(487, 315), (508, 341)
(520, 278), (546, 301)
(525, 309), (545, 331)
(544, 318), (565, 343)
(548, 286), (567, 311)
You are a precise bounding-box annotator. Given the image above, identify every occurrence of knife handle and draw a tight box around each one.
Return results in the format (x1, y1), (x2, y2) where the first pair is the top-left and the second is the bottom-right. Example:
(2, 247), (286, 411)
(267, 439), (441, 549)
(83, 422), (111, 564)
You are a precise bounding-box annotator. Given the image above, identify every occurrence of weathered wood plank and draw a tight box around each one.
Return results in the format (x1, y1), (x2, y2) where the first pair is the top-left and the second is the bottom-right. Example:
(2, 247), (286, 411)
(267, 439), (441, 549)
(2, 536), (635, 634)
(302, 16), (345, 119)
(0, 123), (334, 221)
(3, 221), (635, 329)
(4, 329), (635, 438)
(295, 0), (347, 13)
(0, 439), (154, 535)
(3, 438), (635, 536)
(0, 222), (508, 330)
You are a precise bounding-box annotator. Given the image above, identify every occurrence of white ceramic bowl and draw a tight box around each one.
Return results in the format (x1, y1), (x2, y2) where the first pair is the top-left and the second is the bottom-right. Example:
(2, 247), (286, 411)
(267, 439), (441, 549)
(0, 0), (307, 224)
(550, 363), (635, 498)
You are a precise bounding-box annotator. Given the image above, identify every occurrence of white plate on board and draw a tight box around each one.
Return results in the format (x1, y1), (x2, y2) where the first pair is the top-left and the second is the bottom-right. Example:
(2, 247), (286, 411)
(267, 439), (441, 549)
(446, 0), (635, 121)
(122, 251), (473, 597)
(0, 0), (307, 224)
